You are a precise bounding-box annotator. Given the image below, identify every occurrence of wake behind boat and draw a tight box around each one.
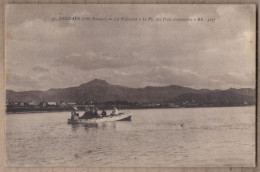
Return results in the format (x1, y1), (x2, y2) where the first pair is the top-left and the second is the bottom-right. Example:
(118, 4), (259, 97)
(67, 111), (131, 124)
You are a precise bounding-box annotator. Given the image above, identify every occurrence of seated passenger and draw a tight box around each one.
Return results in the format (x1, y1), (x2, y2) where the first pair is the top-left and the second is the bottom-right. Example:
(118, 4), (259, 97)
(111, 107), (119, 116)
(71, 106), (78, 120)
(74, 114), (79, 120)
(81, 107), (92, 119)
(92, 108), (100, 118)
(87, 110), (94, 119)
(101, 110), (107, 117)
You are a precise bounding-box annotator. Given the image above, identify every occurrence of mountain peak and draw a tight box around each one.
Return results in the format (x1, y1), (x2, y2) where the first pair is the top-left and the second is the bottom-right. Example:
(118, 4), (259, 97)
(80, 79), (109, 87)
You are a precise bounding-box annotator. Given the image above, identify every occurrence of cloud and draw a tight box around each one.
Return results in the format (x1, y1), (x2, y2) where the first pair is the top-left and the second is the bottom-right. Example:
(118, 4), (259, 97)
(71, 53), (82, 57)
(11, 19), (75, 42)
(53, 51), (155, 70)
(32, 66), (49, 72)
(6, 72), (41, 91)
(5, 5), (256, 91)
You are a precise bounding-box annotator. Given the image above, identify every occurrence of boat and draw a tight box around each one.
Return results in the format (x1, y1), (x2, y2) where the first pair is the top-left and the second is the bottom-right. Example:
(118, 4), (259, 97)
(67, 111), (131, 124)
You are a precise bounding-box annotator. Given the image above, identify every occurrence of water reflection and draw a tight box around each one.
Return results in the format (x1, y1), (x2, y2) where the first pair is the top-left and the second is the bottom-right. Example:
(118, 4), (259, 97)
(70, 121), (131, 132)
(70, 124), (80, 131)
(69, 123), (98, 131)
(6, 107), (255, 167)
(99, 122), (116, 130)
(84, 123), (98, 131)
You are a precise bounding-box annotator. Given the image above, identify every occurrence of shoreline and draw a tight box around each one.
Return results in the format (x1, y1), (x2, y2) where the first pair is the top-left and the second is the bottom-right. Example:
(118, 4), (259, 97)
(5, 105), (255, 114)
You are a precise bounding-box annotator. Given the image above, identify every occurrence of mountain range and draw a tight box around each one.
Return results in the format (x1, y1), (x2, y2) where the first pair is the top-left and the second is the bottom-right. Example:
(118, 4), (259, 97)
(6, 79), (256, 106)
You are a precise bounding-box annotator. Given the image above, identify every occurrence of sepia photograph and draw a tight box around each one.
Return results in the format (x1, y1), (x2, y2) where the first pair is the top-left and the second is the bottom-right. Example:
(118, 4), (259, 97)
(5, 4), (256, 167)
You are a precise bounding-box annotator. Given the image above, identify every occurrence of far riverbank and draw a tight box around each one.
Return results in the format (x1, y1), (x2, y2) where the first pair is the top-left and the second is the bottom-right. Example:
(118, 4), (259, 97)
(6, 105), (255, 114)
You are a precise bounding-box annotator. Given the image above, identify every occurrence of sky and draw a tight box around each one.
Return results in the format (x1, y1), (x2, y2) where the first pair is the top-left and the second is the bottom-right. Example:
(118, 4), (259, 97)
(5, 4), (256, 91)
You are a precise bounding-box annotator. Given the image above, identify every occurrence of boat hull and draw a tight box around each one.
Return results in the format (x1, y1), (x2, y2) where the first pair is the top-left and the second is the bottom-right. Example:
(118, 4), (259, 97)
(67, 112), (131, 124)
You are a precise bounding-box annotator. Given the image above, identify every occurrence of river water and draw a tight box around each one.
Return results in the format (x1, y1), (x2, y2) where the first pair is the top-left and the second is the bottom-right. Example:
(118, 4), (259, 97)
(6, 107), (255, 167)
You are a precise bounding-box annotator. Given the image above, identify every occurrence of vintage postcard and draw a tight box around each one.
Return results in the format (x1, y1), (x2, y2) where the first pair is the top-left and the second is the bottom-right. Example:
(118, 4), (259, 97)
(5, 4), (256, 167)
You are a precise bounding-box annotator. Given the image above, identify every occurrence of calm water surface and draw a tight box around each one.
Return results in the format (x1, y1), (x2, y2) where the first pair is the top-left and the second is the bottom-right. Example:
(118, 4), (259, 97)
(6, 107), (255, 167)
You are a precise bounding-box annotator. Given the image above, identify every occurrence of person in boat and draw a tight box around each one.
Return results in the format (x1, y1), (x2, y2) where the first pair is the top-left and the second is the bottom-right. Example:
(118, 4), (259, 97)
(71, 106), (79, 120)
(74, 113), (79, 120)
(81, 106), (92, 119)
(92, 108), (100, 118)
(111, 106), (119, 116)
(101, 109), (107, 117)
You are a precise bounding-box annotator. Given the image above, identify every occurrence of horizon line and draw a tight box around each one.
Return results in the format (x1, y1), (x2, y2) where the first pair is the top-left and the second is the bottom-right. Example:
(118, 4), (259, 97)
(6, 78), (256, 92)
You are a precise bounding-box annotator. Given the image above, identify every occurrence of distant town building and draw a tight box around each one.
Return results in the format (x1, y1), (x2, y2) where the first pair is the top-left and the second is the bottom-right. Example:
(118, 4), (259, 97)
(67, 102), (76, 106)
(40, 102), (47, 107)
(6, 102), (25, 107)
(39, 101), (57, 107)
(60, 101), (67, 106)
(182, 100), (189, 105)
(27, 101), (34, 106)
(77, 101), (90, 105)
(47, 102), (57, 106)
(17, 102), (24, 106)
(167, 103), (179, 108)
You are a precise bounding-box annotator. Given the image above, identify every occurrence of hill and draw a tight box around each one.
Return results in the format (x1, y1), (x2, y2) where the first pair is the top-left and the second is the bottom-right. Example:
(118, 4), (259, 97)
(6, 79), (255, 107)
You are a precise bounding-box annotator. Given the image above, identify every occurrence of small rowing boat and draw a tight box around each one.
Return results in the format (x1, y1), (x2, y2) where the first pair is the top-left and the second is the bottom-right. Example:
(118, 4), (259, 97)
(67, 111), (131, 124)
